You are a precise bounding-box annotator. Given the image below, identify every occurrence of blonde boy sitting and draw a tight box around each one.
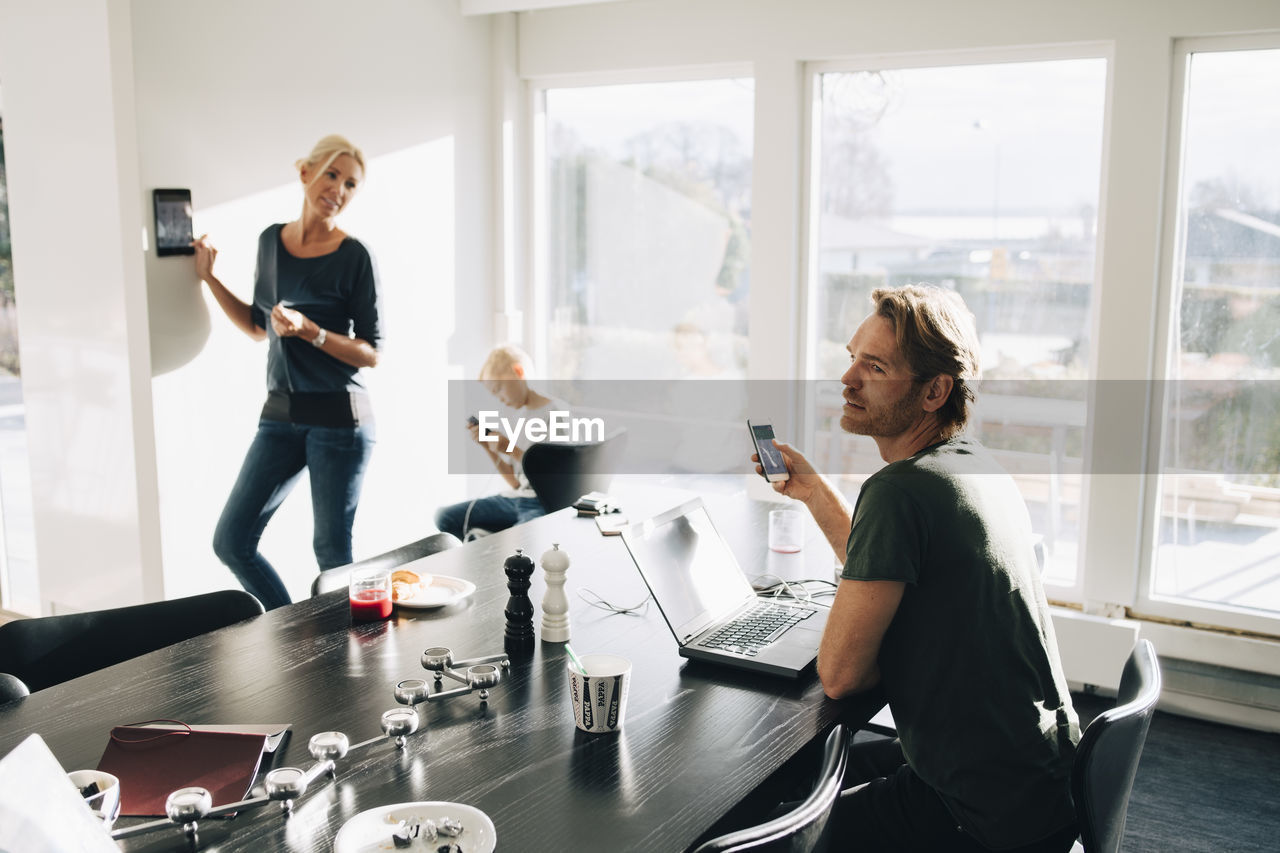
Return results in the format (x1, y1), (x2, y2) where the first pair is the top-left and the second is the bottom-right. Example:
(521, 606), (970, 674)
(434, 345), (566, 540)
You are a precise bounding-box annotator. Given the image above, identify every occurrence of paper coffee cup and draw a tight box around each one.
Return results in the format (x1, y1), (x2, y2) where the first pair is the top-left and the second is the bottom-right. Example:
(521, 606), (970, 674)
(567, 654), (631, 734)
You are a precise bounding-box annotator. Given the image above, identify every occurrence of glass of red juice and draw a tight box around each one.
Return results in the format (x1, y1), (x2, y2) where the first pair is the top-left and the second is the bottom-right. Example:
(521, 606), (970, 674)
(349, 567), (393, 622)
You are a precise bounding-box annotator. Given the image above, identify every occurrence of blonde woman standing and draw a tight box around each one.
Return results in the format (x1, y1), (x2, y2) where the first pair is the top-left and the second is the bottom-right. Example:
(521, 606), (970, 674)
(193, 134), (382, 610)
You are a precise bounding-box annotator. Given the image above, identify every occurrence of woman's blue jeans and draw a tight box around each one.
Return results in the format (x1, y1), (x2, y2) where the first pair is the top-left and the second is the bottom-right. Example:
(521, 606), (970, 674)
(213, 419), (375, 610)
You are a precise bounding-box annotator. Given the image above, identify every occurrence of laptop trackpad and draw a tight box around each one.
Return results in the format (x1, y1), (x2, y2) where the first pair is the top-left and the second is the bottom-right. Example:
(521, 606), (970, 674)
(765, 613), (826, 658)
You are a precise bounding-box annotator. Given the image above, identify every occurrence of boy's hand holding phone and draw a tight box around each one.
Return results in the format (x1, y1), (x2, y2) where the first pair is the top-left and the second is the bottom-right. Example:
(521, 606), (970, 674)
(466, 415), (495, 452)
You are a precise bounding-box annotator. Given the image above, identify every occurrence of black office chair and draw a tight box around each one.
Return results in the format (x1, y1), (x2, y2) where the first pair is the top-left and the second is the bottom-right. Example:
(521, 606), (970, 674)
(0, 589), (264, 693)
(311, 532), (463, 596)
(0, 672), (30, 703)
(1070, 638), (1161, 853)
(522, 427), (628, 514)
(691, 725), (850, 853)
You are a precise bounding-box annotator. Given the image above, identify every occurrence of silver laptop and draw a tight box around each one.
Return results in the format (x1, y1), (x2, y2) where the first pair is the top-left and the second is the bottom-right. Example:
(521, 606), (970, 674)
(620, 498), (828, 678)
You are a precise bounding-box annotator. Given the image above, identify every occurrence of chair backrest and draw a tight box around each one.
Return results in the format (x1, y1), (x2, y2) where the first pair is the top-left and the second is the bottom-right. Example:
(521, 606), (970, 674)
(0, 590), (264, 693)
(0, 672), (29, 703)
(522, 428), (628, 514)
(692, 725), (850, 853)
(1071, 639), (1162, 853)
(311, 532), (464, 597)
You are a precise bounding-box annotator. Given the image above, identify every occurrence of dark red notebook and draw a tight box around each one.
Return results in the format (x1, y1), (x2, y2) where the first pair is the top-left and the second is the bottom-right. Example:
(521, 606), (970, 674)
(96, 725), (269, 816)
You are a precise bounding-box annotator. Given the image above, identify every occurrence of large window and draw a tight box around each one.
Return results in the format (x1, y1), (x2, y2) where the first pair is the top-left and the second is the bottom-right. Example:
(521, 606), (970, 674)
(538, 78), (753, 381)
(808, 57), (1108, 589)
(1147, 45), (1280, 631)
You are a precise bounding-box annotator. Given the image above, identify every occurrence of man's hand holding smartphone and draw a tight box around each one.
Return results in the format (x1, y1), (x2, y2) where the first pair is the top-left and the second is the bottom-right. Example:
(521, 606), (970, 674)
(754, 441), (829, 506)
(747, 420), (790, 483)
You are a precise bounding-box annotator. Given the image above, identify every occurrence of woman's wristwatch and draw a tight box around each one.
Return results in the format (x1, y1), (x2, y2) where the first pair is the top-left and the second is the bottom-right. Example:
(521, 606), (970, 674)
(311, 327), (327, 348)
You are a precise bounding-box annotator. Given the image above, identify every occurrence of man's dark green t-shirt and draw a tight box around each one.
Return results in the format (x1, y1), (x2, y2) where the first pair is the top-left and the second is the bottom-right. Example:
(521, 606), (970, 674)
(842, 436), (1079, 849)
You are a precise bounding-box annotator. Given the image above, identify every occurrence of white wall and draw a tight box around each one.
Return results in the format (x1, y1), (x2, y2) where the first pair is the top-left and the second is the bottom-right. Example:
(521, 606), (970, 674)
(0, 0), (162, 613)
(131, 0), (495, 603)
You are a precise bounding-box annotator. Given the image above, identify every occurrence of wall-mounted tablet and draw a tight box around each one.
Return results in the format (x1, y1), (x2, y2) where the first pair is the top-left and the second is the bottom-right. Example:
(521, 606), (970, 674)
(153, 188), (194, 256)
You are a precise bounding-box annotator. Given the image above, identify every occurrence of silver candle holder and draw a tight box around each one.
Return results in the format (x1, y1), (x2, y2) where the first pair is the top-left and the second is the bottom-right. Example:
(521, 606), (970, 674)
(414, 645), (510, 703)
(106, 645), (510, 847)
(379, 707), (420, 749)
(111, 728), (350, 842)
(164, 787), (212, 837)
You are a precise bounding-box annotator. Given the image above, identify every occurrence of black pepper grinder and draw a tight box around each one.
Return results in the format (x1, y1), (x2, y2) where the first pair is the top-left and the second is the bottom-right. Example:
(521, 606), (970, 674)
(503, 548), (536, 654)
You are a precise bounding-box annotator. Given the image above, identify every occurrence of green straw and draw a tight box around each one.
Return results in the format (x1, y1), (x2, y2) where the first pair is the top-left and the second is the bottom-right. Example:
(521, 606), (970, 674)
(564, 644), (588, 675)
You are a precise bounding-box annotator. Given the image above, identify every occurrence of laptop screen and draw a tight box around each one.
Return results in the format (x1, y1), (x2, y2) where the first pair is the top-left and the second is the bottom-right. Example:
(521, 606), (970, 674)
(622, 501), (756, 640)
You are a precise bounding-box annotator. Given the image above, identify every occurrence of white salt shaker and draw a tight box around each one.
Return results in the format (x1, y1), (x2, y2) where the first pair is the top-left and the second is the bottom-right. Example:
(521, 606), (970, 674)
(540, 543), (571, 643)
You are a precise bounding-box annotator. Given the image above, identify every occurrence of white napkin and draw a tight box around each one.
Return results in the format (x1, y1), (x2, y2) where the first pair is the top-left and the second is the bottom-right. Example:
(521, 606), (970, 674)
(0, 733), (118, 852)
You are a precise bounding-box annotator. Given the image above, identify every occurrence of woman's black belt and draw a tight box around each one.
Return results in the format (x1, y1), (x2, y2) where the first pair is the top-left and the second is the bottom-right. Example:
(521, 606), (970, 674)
(260, 391), (373, 427)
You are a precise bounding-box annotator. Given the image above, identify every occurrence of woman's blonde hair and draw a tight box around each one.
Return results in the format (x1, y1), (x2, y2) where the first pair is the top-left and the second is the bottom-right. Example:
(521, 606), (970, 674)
(295, 134), (366, 186)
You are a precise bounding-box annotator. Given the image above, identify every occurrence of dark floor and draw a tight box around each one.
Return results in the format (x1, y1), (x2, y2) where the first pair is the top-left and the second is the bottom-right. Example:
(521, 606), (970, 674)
(1071, 693), (1280, 852)
(705, 693), (1280, 852)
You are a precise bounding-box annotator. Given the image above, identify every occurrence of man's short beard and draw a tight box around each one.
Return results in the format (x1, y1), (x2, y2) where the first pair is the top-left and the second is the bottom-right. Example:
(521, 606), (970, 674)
(840, 381), (928, 438)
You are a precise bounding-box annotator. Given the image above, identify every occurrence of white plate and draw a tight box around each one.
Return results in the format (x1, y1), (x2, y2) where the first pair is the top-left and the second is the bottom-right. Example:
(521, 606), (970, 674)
(393, 574), (476, 610)
(333, 801), (496, 853)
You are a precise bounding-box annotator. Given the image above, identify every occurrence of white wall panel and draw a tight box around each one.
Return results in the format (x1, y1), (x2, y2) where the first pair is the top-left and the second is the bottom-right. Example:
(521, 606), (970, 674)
(0, 0), (161, 613)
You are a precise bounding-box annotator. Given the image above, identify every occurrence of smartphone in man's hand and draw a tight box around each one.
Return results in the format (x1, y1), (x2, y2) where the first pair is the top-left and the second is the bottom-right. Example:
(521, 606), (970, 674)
(747, 420), (790, 483)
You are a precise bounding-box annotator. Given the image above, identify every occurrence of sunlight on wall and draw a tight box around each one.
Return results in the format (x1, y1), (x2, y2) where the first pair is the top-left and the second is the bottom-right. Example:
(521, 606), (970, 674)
(345, 139), (459, 555)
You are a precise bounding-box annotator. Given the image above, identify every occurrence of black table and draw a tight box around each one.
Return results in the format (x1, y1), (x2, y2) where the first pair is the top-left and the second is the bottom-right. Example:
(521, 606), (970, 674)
(0, 488), (882, 852)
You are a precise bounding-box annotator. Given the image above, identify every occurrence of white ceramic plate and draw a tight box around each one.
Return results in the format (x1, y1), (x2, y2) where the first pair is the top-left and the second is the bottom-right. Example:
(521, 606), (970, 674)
(393, 574), (476, 610)
(334, 801), (496, 853)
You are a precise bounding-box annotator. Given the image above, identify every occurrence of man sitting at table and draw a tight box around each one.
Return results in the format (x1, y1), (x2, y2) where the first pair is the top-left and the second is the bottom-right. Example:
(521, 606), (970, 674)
(757, 284), (1079, 852)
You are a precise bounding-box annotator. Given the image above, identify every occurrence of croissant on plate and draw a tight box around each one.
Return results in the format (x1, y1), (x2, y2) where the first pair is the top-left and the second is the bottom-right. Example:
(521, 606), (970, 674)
(390, 569), (432, 602)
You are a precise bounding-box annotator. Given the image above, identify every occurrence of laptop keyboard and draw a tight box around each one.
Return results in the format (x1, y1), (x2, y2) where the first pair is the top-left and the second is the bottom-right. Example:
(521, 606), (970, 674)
(697, 601), (817, 656)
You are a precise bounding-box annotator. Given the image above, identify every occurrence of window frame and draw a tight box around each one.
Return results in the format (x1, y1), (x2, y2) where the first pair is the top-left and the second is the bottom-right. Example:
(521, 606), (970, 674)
(1136, 33), (1280, 637)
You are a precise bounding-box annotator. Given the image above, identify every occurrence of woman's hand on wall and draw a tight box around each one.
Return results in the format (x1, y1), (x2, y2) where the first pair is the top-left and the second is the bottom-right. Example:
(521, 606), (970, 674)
(192, 234), (218, 283)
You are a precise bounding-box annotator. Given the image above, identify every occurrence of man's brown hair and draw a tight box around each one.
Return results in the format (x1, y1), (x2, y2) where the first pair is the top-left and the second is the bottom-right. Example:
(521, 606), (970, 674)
(871, 284), (981, 436)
